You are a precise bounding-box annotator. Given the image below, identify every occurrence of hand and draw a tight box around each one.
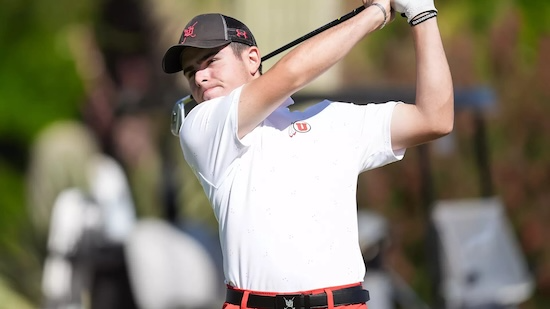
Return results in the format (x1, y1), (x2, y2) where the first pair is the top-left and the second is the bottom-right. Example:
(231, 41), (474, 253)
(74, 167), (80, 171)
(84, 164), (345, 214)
(391, 0), (437, 23)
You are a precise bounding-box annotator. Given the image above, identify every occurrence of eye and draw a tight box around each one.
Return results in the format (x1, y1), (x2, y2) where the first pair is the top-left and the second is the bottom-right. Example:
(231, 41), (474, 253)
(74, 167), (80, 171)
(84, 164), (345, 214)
(184, 69), (195, 79)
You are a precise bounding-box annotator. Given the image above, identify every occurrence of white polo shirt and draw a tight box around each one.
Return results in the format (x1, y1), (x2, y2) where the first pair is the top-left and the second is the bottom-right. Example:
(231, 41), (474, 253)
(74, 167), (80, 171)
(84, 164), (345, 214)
(179, 86), (405, 292)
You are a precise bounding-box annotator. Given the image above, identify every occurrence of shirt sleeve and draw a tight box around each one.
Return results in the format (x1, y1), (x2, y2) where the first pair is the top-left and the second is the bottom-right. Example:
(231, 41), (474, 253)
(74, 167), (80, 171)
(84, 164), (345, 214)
(331, 101), (406, 172)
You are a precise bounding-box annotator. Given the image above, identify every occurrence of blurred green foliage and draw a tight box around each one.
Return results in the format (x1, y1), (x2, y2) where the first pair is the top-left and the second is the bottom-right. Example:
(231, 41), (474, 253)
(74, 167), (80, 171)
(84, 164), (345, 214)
(516, 0), (550, 64)
(0, 277), (34, 309)
(0, 0), (96, 303)
(0, 0), (96, 139)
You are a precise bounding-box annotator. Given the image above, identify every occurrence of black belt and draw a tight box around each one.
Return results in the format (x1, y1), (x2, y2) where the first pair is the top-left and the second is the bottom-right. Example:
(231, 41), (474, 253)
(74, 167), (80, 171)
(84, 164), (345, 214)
(225, 285), (369, 309)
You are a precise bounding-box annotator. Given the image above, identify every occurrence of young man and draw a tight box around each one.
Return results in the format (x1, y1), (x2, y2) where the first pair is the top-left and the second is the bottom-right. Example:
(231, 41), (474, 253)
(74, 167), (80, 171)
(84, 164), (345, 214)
(162, 0), (453, 307)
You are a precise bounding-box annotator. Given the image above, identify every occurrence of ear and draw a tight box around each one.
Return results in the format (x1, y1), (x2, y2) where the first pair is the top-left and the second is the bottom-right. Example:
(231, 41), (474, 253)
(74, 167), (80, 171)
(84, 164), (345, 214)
(245, 46), (261, 76)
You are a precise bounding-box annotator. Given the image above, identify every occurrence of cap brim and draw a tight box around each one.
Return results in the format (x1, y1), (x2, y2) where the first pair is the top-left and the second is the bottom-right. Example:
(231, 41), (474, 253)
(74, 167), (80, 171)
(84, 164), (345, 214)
(162, 45), (186, 74)
(162, 40), (231, 74)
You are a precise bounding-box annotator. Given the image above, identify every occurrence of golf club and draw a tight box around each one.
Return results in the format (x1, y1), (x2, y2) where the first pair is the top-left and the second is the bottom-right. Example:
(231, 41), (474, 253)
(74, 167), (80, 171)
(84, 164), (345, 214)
(261, 5), (365, 62)
(171, 5), (366, 136)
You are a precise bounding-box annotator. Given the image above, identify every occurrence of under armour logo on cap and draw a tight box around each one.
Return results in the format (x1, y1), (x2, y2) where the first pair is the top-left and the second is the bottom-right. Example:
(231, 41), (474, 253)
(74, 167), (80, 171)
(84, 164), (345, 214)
(236, 29), (248, 39)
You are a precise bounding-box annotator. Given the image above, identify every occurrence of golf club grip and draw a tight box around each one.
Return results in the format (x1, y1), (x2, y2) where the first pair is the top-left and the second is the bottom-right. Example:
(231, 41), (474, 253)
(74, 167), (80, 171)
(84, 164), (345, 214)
(261, 6), (366, 62)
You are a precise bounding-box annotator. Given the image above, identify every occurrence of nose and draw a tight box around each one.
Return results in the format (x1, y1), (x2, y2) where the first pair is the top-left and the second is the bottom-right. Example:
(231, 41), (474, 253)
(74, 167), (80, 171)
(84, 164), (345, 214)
(193, 67), (209, 87)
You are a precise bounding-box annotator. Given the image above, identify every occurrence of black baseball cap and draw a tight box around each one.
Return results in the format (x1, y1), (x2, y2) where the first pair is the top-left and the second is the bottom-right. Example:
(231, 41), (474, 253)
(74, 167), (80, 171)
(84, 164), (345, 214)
(162, 13), (257, 74)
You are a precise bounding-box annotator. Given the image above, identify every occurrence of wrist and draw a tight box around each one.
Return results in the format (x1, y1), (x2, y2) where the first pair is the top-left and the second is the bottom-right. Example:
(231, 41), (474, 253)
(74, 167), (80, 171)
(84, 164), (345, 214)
(370, 3), (388, 29)
(409, 10), (437, 26)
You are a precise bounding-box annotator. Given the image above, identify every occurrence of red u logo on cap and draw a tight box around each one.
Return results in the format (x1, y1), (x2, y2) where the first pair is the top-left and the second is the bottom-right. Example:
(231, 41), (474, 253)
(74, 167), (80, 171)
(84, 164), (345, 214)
(182, 22), (198, 43)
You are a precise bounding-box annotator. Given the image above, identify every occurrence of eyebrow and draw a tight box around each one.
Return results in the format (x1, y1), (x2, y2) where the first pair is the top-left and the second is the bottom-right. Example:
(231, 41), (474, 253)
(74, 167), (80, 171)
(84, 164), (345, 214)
(182, 50), (220, 76)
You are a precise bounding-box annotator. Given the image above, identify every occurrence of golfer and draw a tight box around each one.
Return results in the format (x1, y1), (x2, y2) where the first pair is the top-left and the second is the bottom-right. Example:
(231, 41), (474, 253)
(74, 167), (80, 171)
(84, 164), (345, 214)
(162, 0), (453, 307)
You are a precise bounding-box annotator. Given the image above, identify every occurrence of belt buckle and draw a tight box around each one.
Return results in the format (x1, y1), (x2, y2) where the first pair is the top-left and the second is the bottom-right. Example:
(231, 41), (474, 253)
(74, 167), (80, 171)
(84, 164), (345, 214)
(275, 293), (306, 309)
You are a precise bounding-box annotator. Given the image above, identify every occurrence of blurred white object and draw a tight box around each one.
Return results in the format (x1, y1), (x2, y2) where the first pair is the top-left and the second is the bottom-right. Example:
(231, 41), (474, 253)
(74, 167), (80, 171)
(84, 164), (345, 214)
(42, 255), (74, 302)
(363, 270), (393, 309)
(42, 153), (136, 308)
(125, 219), (222, 309)
(357, 210), (388, 251)
(46, 189), (89, 255)
(358, 210), (393, 309)
(358, 209), (435, 309)
(432, 197), (534, 308)
(43, 188), (97, 307)
(88, 154), (136, 244)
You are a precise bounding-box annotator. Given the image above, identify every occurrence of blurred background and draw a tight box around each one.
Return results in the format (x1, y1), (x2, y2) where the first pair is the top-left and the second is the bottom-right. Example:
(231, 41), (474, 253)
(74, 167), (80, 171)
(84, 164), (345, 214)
(0, 0), (549, 308)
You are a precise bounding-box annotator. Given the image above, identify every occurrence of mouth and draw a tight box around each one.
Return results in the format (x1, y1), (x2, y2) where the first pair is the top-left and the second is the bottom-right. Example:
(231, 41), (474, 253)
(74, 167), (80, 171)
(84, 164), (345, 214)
(201, 86), (219, 101)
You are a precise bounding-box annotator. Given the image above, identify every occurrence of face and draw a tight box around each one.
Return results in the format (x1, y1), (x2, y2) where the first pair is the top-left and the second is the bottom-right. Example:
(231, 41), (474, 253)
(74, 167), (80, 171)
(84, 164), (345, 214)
(181, 44), (259, 103)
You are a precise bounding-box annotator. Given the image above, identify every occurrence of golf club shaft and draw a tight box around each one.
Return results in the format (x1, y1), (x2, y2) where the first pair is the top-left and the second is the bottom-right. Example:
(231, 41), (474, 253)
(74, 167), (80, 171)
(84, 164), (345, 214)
(261, 5), (366, 62)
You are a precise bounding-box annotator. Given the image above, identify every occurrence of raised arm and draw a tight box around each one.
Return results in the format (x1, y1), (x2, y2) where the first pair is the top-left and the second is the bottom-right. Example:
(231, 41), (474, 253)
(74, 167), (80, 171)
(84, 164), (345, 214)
(237, 1), (391, 138)
(390, 0), (454, 150)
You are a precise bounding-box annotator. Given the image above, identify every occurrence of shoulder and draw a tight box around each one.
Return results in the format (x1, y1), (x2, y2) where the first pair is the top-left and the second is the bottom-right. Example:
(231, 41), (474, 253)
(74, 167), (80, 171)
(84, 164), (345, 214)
(185, 87), (245, 125)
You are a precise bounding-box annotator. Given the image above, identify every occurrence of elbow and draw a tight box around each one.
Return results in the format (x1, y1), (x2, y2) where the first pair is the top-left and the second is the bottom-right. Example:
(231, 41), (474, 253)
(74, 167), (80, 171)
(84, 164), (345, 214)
(426, 103), (454, 139)
(440, 110), (454, 136)
(437, 119), (454, 138)
(442, 97), (455, 135)
(433, 109), (454, 138)
(425, 119), (453, 143)
(434, 94), (454, 137)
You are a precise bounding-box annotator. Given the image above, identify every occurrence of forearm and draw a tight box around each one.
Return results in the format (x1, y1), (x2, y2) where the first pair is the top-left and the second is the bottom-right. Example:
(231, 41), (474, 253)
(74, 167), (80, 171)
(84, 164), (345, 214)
(412, 18), (454, 134)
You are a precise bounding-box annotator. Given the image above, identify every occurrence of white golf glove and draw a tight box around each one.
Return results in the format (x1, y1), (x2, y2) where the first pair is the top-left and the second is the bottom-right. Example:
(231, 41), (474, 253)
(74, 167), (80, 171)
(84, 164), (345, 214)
(392, 0), (437, 24)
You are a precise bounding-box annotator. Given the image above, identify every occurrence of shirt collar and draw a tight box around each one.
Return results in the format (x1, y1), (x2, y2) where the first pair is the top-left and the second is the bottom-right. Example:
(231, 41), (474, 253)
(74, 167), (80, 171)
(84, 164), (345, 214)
(280, 97), (294, 108)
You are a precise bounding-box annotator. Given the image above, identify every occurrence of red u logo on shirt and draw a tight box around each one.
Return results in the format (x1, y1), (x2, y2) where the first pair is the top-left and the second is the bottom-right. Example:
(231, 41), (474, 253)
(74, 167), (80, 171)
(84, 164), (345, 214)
(289, 121), (311, 137)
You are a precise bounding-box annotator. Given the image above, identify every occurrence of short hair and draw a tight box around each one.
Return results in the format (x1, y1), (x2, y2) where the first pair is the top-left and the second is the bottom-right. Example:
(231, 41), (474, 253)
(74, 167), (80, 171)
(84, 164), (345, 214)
(230, 42), (263, 75)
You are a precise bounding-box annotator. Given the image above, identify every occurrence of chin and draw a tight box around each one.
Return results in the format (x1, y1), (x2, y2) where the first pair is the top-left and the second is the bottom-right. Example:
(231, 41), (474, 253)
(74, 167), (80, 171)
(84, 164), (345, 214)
(203, 89), (227, 101)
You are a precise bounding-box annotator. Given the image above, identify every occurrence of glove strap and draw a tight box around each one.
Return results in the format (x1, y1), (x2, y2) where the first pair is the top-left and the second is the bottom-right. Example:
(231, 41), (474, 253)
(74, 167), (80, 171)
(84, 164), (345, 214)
(409, 10), (438, 26)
